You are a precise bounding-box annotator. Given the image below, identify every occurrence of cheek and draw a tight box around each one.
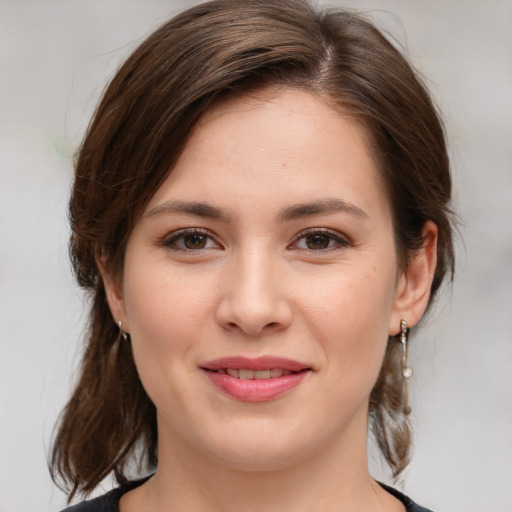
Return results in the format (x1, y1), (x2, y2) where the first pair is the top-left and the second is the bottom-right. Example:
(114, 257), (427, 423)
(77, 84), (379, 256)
(124, 257), (217, 337)
(299, 263), (396, 382)
(120, 259), (214, 390)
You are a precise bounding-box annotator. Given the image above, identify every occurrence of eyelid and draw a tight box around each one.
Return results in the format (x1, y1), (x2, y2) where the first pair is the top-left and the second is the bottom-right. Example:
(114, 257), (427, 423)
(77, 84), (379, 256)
(159, 227), (349, 253)
(289, 228), (351, 252)
(160, 228), (222, 252)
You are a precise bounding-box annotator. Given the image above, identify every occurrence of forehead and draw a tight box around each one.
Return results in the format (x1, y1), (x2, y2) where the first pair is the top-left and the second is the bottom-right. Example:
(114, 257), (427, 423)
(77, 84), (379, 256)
(200, 87), (371, 154)
(147, 88), (388, 218)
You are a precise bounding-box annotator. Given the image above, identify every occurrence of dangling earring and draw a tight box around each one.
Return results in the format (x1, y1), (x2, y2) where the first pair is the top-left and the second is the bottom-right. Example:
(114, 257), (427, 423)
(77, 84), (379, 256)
(118, 320), (129, 341)
(400, 319), (413, 379)
(399, 319), (412, 415)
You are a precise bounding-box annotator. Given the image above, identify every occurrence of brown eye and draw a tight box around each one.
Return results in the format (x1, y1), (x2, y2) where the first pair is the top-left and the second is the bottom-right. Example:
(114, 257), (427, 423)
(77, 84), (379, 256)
(292, 229), (350, 252)
(183, 233), (207, 249)
(305, 233), (330, 250)
(163, 230), (220, 251)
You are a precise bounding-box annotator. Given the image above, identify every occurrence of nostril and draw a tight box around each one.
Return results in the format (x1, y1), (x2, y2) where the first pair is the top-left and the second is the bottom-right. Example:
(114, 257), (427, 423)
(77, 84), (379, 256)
(215, 296), (293, 336)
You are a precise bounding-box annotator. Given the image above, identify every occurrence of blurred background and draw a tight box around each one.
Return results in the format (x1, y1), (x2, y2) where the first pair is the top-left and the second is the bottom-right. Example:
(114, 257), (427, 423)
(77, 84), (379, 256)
(0, 1), (511, 510)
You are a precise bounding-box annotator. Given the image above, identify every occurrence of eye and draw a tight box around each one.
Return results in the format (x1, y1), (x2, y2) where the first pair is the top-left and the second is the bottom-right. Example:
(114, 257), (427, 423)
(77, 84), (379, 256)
(292, 229), (350, 252)
(162, 229), (221, 251)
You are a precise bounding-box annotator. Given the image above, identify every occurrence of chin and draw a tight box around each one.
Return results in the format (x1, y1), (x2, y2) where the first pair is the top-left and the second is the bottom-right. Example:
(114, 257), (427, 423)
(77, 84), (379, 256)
(196, 418), (319, 472)
(212, 443), (306, 473)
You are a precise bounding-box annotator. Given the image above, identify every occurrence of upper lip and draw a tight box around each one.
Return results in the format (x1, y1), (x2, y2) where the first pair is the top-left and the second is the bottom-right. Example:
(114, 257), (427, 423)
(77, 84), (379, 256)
(200, 356), (310, 372)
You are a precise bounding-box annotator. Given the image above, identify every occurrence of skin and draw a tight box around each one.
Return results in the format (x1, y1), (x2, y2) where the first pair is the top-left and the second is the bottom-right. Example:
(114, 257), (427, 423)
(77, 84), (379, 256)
(102, 88), (438, 512)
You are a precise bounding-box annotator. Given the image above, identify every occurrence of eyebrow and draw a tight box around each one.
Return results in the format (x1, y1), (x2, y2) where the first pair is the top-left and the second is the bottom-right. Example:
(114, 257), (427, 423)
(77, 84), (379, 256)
(276, 199), (368, 222)
(146, 200), (232, 220)
(146, 198), (368, 222)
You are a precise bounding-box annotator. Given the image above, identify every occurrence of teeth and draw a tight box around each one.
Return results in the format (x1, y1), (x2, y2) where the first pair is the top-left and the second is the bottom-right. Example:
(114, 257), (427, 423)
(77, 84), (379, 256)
(254, 369), (270, 380)
(218, 368), (295, 379)
(239, 369), (254, 380)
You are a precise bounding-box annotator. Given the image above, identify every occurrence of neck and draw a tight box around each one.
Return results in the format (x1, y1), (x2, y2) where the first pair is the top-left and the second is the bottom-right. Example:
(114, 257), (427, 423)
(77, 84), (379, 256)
(121, 410), (401, 512)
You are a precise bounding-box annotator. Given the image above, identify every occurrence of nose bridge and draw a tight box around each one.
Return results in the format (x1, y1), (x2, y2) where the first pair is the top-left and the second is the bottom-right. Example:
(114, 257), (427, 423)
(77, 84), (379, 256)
(216, 242), (291, 335)
(238, 244), (276, 302)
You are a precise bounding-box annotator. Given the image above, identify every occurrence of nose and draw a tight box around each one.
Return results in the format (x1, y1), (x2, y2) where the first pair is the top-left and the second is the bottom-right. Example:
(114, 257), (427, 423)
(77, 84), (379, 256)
(215, 248), (293, 337)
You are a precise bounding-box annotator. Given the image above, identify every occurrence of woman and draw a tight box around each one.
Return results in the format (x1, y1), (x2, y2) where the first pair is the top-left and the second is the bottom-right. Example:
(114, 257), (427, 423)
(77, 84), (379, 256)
(51, 1), (455, 511)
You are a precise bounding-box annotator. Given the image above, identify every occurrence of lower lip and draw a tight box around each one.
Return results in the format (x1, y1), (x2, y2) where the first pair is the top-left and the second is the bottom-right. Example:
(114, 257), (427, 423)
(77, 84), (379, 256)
(203, 370), (309, 402)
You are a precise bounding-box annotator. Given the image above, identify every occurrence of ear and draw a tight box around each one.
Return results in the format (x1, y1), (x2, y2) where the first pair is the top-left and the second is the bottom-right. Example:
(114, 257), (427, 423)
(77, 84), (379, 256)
(96, 255), (130, 333)
(389, 221), (438, 335)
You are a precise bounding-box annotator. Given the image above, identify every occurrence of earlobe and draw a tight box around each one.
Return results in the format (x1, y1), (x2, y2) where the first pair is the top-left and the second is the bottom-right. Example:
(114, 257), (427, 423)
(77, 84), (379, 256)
(389, 221), (438, 335)
(96, 256), (129, 332)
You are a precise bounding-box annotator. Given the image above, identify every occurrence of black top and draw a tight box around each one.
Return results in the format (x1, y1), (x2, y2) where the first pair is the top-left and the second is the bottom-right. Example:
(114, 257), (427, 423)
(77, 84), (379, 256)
(60, 478), (433, 512)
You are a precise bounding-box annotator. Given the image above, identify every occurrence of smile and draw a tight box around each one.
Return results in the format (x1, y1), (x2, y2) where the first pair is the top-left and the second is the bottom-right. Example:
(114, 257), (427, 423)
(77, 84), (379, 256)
(212, 368), (296, 379)
(201, 356), (311, 402)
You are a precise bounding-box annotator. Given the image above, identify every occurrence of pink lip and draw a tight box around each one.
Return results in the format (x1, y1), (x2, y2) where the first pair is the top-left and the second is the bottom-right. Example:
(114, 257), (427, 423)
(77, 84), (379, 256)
(201, 356), (309, 372)
(201, 356), (311, 402)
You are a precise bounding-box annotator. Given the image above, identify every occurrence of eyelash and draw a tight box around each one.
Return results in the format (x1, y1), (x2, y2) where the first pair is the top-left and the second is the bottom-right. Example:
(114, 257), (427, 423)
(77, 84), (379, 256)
(290, 228), (350, 253)
(160, 228), (350, 253)
(161, 228), (221, 252)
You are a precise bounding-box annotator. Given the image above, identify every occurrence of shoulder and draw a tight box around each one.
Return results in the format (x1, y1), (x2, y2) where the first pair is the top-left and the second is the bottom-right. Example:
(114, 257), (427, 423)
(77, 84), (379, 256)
(379, 482), (434, 512)
(58, 488), (121, 512)
(58, 487), (124, 512)
(59, 478), (149, 512)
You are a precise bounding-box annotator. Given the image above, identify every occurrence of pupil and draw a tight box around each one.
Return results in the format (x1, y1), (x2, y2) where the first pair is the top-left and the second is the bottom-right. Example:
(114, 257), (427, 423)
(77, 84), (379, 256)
(185, 233), (206, 249)
(306, 234), (329, 249)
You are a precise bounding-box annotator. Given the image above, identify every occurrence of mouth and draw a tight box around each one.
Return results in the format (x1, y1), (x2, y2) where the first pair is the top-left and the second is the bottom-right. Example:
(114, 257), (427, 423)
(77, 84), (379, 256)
(200, 356), (311, 402)
(200, 355), (310, 375)
(203, 368), (302, 379)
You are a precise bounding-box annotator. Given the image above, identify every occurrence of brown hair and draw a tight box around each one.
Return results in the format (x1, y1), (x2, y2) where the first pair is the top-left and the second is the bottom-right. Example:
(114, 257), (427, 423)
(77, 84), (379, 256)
(51, 0), (455, 499)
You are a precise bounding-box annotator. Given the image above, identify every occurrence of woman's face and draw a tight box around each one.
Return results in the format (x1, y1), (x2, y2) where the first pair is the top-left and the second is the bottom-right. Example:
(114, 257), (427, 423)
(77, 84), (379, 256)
(108, 88), (416, 470)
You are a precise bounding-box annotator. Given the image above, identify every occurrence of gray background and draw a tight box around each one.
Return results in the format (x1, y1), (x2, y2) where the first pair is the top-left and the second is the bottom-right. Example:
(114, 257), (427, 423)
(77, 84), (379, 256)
(1, 1), (511, 510)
